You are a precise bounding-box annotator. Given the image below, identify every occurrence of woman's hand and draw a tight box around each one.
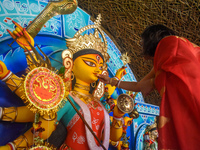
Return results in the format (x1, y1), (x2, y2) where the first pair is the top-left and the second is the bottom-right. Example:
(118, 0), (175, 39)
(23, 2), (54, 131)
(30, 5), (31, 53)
(7, 20), (34, 51)
(97, 74), (110, 84)
(97, 66), (127, 85)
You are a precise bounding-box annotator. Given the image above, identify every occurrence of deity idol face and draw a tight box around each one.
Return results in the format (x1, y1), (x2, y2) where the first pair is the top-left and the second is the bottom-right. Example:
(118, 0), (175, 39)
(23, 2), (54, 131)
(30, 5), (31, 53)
(151, 129), (158, 139)
(73, 53), (104, 84)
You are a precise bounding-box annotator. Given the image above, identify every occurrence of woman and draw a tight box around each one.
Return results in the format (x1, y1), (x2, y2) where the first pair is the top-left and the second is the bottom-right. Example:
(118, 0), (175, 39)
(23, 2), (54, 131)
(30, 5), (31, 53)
(0, 16), (126, 149)
(98, 24), (200, 149)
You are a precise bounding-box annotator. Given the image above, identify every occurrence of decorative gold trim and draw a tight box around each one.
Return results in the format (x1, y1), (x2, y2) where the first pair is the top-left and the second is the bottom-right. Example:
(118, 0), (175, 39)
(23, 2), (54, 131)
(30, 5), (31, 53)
(112, 118), (123, 129)
(20, 67), (67, 116)
(1, 107), (17, 122)
(74, 83), (90, 91)
(71, 91), (99, 109)
(30, 142), (56, 150)
(63, 14), (110, 65)
(40, 113), (57, 121)
(13, 134), (29, 149)
(4, 73), (23, 93)
(93, 70), (108, 99)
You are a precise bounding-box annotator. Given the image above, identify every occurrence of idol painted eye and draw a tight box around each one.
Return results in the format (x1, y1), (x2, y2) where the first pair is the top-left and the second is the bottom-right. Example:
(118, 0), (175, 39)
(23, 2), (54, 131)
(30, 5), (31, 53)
(84, 60), (96, 67)
(99, 66), (103, 70)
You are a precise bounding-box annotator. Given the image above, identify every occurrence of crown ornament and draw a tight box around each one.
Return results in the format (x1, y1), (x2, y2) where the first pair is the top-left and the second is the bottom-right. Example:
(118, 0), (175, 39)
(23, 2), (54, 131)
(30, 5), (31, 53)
(62, 14), (110, 63)
(148, 120), (157, 131)
(121, 52), (131, 66)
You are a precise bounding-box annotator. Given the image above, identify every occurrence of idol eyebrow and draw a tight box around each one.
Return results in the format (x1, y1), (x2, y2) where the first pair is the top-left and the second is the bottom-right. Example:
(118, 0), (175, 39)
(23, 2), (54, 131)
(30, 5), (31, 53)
(81, 57), (97, 63)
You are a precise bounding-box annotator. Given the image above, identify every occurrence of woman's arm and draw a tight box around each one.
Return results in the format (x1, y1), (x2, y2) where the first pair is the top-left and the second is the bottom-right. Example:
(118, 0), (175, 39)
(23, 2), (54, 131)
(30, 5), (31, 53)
(98, 67), (155, 96)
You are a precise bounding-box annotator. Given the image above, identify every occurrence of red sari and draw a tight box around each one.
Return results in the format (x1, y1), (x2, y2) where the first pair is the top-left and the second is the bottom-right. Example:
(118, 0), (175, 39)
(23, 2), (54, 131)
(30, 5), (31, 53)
(59, 93), (110, 150)
(154, 36), (200, 149)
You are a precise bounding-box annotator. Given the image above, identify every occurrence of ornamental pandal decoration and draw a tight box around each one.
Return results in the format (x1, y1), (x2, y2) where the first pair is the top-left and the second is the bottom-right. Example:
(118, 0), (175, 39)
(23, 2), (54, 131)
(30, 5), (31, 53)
(24, 67), (65, 116)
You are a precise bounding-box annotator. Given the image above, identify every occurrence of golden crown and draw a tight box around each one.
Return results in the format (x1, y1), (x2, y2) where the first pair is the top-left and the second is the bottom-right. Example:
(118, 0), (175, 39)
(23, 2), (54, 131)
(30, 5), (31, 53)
(62, 14), (110, 63)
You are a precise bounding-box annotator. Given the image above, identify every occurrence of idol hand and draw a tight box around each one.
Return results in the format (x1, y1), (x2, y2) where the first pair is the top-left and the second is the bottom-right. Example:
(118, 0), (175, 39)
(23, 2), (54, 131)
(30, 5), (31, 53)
(115, 66), (127, 79)
(0, 61), (10, 80)
(7, 20), (34, 51)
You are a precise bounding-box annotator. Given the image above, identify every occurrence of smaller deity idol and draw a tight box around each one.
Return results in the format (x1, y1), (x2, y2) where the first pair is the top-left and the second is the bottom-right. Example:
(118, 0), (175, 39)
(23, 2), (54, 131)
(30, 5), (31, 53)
(143, 120), (158, 150)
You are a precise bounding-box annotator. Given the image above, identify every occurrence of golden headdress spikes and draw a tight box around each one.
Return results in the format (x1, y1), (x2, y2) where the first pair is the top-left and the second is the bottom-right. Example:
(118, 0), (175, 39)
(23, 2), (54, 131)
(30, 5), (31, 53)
(148, 118), (157, 131)
(62, 14), (110, 63)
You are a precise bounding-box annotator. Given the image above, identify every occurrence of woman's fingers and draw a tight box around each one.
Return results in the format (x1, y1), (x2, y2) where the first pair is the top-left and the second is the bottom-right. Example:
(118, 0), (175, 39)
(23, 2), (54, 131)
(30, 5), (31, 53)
(97, 74), (111, 84)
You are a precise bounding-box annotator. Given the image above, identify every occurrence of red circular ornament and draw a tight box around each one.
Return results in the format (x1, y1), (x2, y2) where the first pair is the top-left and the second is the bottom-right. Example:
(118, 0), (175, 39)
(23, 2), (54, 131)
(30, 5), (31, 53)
(24, 67), (65, 113)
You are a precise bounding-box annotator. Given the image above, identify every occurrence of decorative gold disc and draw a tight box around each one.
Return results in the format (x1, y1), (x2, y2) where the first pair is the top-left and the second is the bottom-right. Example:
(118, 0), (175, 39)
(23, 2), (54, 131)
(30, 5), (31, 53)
(117, 94), (134, 113)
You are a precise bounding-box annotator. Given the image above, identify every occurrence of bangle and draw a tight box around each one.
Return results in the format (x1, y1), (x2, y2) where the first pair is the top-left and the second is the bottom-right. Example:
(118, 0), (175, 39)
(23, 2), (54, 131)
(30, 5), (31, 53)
(112, 116), (123, 129)
(8, 142), (16, 150)
(116, 80), (121, 88)
(110, 77), (119, 87)
(113, 115), (123, 121)
(114, 76), (119, 80)
(111, 141), (119, 147)
(1, 107), (17, 122)
(0, 71), (12, 81)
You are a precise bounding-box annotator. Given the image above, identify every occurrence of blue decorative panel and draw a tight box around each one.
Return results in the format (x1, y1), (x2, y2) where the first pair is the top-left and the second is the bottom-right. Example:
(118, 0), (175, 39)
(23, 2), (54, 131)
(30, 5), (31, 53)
(63, 7), (90, 38)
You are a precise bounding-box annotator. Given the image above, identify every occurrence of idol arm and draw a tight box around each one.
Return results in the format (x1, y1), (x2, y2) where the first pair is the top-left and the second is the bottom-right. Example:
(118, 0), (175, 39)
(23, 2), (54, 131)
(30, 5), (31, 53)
(0, 32), (57, 150)
(102, 67), (127, 142)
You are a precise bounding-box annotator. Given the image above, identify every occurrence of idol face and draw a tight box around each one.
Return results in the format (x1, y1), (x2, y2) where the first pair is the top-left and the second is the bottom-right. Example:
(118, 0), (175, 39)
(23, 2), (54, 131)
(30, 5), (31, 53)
(152, 129), (158, 138)
(73, 53), (104, 84)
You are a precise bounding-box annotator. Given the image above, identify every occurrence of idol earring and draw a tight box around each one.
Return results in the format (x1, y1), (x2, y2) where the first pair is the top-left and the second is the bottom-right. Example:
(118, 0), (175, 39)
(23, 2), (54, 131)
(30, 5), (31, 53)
(71, 72), (74, 80)
(91, 81), (96, 88)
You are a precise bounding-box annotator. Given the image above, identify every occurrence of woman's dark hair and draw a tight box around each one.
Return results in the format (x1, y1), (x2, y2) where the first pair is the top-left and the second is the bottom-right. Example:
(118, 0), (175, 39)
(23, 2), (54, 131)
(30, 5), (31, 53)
(141, 24), (176, 57)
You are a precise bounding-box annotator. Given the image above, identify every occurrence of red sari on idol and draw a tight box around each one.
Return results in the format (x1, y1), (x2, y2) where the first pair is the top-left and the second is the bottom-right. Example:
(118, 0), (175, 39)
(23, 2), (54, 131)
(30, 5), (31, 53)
(57, 92), (110, 150)
(154, 36), (200, 150)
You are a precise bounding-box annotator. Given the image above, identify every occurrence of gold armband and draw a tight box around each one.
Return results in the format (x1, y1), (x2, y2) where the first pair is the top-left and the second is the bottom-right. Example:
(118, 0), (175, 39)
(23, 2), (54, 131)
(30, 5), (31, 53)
(40, 113), (57, 121)
(3, 72), (23, 93)
(112, 116), (123, 129)
(8, 134), (29, 150)
(0, 107), (17, 122)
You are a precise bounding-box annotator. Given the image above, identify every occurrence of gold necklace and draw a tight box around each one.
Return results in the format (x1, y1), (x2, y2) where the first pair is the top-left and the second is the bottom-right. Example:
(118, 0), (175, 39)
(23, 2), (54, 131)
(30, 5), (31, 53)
(71, 91), (99, 109)
(74, 83), (90, 91)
